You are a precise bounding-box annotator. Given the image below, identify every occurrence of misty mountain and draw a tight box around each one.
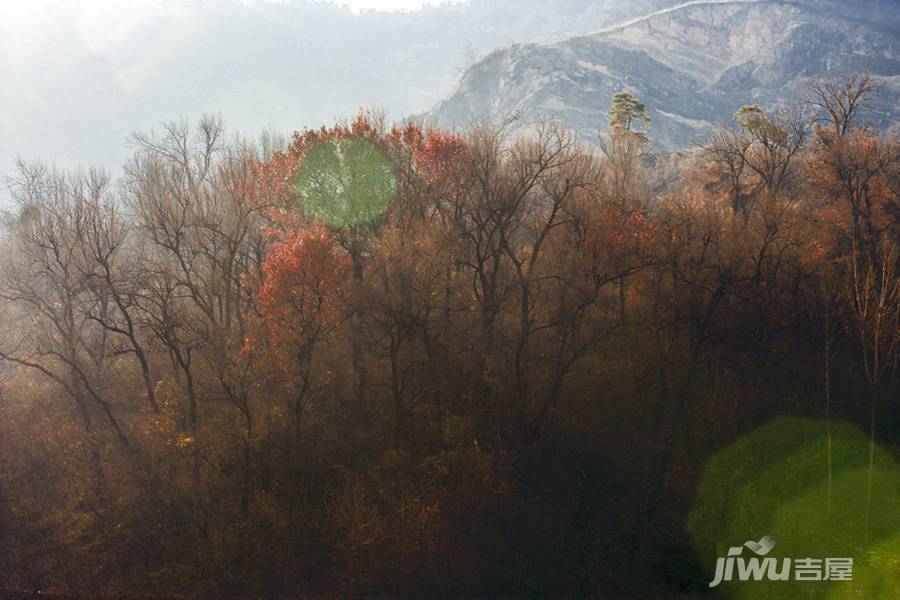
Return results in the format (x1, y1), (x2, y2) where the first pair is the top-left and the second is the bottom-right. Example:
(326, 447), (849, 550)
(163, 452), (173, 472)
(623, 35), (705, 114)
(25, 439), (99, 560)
(425, 0), (900, 149)
(1, 0), (695, 179)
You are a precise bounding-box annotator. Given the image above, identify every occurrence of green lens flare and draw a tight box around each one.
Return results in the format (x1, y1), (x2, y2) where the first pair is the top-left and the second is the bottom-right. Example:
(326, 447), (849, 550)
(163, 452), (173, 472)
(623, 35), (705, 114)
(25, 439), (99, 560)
(828, 533), (900, 598)
(293, 137), (397, 228)
(689, 417), (900, 599)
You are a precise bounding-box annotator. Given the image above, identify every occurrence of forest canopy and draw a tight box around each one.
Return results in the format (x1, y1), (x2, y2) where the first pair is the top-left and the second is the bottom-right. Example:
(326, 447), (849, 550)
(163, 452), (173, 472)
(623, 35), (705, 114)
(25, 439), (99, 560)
(0, 76), (898, 598)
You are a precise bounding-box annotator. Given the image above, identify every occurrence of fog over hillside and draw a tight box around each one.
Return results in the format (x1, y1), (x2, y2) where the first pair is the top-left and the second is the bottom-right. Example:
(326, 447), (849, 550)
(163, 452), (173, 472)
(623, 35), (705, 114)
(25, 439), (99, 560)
(0, 0), (680, 180)
(2, 0), (897, 182)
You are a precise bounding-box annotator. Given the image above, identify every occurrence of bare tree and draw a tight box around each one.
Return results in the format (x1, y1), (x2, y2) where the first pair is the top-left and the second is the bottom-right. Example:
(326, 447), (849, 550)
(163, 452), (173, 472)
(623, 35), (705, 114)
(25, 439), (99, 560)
(0, 162), (131, 454)
(808, 74), (879, 137)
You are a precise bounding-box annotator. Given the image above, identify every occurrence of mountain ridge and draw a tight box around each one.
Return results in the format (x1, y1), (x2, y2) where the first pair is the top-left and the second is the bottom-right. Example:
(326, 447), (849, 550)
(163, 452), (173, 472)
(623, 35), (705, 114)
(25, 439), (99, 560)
(424, 0), (900, 149)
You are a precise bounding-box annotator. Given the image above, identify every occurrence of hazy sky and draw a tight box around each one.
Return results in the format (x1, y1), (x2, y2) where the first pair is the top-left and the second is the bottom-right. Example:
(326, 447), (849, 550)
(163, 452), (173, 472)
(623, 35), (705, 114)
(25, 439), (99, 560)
(1, 0), (460, 17)
(0, 0), (474, 180)
(254, 0), (458, 12)
(0, 0), (623, 190)
(316, 1), (445, 10)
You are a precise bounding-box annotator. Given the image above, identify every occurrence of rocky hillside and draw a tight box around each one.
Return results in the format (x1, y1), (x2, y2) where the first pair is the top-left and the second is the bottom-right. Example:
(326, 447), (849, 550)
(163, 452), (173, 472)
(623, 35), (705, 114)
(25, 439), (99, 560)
(425, 0), (900, 149)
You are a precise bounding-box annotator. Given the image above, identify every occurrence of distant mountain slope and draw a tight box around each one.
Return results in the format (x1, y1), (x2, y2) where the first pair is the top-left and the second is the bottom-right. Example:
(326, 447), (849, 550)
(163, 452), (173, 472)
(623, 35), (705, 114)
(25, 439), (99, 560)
(425, 0), (900, 149)
(1, 0), (691, 179)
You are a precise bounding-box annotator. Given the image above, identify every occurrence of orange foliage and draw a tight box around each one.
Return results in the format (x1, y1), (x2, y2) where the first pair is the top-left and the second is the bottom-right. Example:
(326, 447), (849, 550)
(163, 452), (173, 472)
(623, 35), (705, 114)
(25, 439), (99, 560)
(244, 226), (351, 380)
